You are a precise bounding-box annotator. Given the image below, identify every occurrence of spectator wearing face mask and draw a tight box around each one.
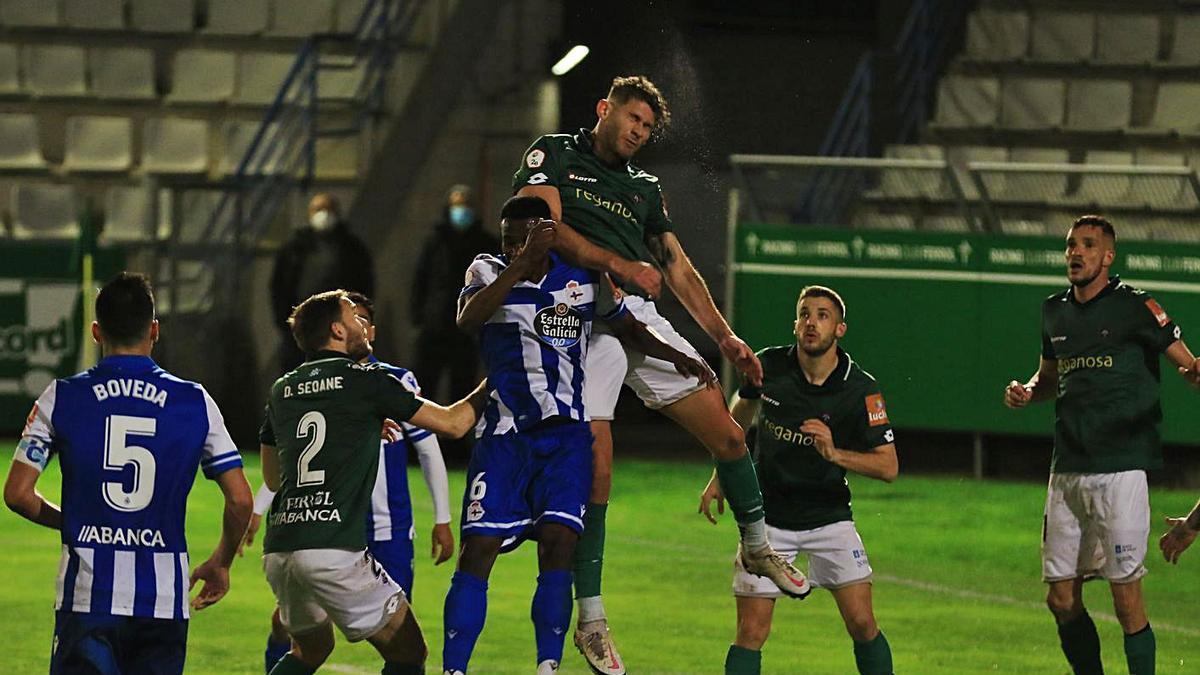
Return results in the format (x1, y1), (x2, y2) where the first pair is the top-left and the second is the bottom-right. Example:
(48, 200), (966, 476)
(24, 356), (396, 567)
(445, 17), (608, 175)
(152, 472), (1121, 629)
(270, 192), (375, 372)
(411, 184), (499, 408)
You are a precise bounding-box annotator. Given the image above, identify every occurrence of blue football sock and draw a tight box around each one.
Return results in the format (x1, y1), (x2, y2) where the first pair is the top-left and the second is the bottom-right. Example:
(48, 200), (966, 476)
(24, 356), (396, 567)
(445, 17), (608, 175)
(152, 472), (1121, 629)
(531, 570), (573, 665)
(265, 635), (290, 674)
(442, 571), (488, 673)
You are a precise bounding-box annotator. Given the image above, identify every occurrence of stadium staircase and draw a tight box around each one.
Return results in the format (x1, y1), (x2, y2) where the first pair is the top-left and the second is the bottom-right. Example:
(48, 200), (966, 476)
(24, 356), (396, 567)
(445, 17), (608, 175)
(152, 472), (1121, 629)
(738, 0), (1200, 241)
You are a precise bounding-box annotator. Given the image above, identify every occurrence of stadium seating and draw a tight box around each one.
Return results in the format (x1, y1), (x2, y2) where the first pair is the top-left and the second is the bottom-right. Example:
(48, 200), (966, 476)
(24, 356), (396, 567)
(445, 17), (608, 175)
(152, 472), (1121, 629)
(91, 48), (157, 100)
(1030, 10), (1094, 63)
(102, 186), (156, 244)
(129, 0), (195, 33)
(0, 44), (19, 94)
(935, 75), (999, 127)
(64, 0), (124, 30)
(236, 52), (296, 105)
(0, 114), (46, 169)
(964, 7), (1028, 61)
(0, 1), (61, 28)
(1005, 147), (1069, 202)
(267, 0), (337, 38)
(11, 183), (78, 239)
(1065, 79), (1131, 131)
(1000, 77), (1064, 129)
(1095, 14), (1159, 64)
(168, 49), (236, 103)
(23, 45), (87, 97)
(1149, 82), (1200, 133)
(63, 116), (133, 172)
(142, 118), (210, 174)
(206, 0), (269, 35)
(1171, 15), (1200, 64)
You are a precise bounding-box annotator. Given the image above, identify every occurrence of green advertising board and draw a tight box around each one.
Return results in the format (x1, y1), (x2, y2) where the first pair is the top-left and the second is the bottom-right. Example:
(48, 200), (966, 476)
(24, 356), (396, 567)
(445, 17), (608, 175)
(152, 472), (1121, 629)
(0, 242), (124, 431)
(730, 223), (1200, 444)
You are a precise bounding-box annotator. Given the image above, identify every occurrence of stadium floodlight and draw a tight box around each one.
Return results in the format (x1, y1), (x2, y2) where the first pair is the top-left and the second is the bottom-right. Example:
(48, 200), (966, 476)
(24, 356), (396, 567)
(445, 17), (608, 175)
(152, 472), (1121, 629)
(551, 45), (589, 76)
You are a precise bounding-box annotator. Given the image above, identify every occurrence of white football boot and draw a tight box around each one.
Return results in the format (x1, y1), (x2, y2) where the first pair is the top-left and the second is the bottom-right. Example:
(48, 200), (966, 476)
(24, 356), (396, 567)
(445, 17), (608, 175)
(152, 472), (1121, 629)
(740, 543), (812, 599)
(573, 619), (625, 675)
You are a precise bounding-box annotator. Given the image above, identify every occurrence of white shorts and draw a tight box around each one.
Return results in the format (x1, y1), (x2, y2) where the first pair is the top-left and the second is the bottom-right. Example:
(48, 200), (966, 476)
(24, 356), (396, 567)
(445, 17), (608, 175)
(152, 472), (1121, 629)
(1042, 470), (1150, 584)
(733, 521), (873, 597)
(584, 296), (709, 420)
(264, 548), (406, 642)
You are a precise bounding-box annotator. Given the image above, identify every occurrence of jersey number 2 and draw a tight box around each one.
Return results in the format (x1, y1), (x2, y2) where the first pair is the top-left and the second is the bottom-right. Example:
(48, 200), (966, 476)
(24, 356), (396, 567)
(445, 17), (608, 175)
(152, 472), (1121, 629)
(296, 411), (327, 487)
(103, 415), (157, 512)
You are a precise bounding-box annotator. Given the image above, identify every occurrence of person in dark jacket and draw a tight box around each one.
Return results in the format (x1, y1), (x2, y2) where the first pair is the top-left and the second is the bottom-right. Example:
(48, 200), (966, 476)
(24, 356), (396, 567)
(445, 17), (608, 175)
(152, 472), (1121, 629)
(270, 193), (374, 372)
(411, 185), (498, 404)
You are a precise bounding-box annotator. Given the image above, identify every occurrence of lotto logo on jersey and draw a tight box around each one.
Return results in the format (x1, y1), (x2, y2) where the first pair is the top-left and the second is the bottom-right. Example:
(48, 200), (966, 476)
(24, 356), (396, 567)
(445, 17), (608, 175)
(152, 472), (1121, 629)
(534, 303), (583, 348)
(1145, 298), (1170, 327)
(526, 149), (545, 168)
(865, 394), (889, 427)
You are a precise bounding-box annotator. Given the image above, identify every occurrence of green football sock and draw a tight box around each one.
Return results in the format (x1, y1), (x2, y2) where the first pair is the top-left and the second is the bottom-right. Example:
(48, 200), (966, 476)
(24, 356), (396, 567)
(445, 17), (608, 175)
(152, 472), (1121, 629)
(853, 631), (893, 675)
(715, 455), (765, 527)
(1057, 611), (1103, 675)
(268, 654), (316, 675)
(573, 502), (607, 601)
(724, 645), (761, 675)
(1124, 623), (1155, 675)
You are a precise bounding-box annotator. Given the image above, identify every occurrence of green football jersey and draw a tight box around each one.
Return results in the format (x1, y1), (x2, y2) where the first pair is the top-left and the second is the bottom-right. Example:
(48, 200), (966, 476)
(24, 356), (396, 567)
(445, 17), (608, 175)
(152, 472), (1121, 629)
(740, 345), (894, 531)
(1040, 277), (1180, 473)
(259, 351), (422, 553)
(512, 129), (673, 293)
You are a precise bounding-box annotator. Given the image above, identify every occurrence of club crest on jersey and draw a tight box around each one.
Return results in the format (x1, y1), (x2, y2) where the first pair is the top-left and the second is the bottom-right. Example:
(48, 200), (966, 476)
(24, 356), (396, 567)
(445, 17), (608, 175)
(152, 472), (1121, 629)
(865, 393), (889, 427)
(1145, 298), (1170, 327)
(526, 149), (545, 168)
(534, 303), (583, 348)
(466, 500), (485, 522)
(564, 280), (584, 304)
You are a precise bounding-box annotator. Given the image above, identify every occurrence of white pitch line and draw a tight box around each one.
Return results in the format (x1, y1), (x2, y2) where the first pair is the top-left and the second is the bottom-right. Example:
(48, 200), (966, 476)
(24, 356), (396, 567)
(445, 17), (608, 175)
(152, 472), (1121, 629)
(614, 535), (1200, 638)
(322, 665), (376, 674)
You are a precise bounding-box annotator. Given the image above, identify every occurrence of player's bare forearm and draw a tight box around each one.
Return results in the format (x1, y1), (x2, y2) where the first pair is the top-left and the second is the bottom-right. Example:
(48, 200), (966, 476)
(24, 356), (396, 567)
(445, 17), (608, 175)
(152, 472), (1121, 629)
(657, 233), (735, 344)
(831, 444), (899, 482)
(260, 444), (282, 492)
(212, 468), (253, 566)
(411, 380), (488, 439)
(3, 462), (62, 530)
(728, 394), (760, 432)
(457, 264), (529, 333)
(1164, 340), (1200, 387)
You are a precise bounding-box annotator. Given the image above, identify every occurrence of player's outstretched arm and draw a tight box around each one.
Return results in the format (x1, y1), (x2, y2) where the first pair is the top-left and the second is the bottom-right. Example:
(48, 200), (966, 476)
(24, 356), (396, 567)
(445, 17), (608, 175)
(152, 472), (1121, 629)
(412, 432), (454, 564)
(517, 184), (662, 298)
(1164, 340), (1200, 388)
(1005, 358), (1058, 408)
(3, 462), (62, 530)
(191, 466), (252, 611)
(408, 379), (490, 440)
(606, 312), (715, 387)
(1160, 498), (1200, 564)
(650, 231), (763, 386)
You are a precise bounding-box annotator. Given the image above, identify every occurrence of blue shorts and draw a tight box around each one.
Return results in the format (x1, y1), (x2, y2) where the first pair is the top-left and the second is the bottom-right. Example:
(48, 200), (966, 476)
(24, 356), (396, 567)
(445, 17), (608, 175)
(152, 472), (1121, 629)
(51, 610), (188, 675)
(461, 420), (593, 552)
(368, 536), (415, 601)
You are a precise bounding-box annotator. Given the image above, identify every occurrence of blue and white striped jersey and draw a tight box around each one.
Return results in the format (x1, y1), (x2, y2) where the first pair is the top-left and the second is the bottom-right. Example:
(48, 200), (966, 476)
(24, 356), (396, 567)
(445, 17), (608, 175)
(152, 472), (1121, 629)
(461, 252), (627, 436)
(368, 358), (435, 542)
(12, 355), (242, 620)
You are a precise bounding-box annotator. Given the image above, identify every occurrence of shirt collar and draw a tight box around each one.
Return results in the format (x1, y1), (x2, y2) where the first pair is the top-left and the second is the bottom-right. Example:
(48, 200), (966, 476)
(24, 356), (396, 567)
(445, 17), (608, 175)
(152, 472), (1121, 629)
(96, 354), (157, 373)
(306, 349), (352, 362)
(1068, 275), (1121, 306)
(787, 344), (851, 389)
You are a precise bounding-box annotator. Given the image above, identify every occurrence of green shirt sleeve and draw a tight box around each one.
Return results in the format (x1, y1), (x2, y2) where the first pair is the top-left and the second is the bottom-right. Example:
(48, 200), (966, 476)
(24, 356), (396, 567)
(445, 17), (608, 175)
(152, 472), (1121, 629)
(258, 403), (276, 446)
(1135, 293), (1180, 353)
(374, 368), (423, 422)
(1041, 302), (1055, 360)
(858, 385), (895, 450)
(512, 136), (563, 192)
(644, 185), (674, 235)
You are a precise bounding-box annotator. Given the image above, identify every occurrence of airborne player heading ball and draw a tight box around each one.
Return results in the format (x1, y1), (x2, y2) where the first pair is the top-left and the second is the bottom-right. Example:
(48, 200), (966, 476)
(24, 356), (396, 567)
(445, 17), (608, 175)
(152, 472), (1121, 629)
(700, 286), (897, 675)
(1005, 215), (1200, 675)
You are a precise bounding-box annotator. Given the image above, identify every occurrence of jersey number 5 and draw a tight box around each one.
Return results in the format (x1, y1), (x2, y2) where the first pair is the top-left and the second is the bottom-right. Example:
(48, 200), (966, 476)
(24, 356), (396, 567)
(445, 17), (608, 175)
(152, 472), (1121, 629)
(103, 414), (157, 512)
(296, 411), (327, 487)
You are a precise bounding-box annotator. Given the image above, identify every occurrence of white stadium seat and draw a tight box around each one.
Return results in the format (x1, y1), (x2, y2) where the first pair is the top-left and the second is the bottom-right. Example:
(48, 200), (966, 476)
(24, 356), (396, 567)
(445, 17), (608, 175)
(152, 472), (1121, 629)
(999, 218), (1048, 236)
(1077, 150), (1133, 206)
(315, 135), (359, 179)
(318, 62), (365, 101)
(935, 75), (999, 127)
(129, 0), (194, 33)
(219, 120), (286, 175)
(64, 0), (124, 30)
(850, 208), (916, 231)
(206, 0), (268, 35)
(102, 186), (155, 244)
(142, 118), (209, 174)
(267, 0), (336, 37)
(23, 45), (86, 97)
(1005, 147), (1069, 201)
(876, 144), (947, 199)
(169, 49), (235, 103)
(91, 48), (156, 100)
(1066, 79), (1132, 131)
(1001, 77), (1064, 129)
(12, 183), (78, 240)
(0, 43), (19, 94)
(235, 52), (295, 105)
(1095, 14), (1159, 64)
(1031, 10), (1094, 62)
(920, 214), (972, 233)
(0, 0), (61, 27)
(965, 7), (1028, 60)
(0, 113), (45, 169)
(1133, 148), (1195, 210)
(1150, 82), (1200, 132)
(1171, 15), (1200, 64)
(950, 145), (1008, 199)
(63, 116), (133, 172)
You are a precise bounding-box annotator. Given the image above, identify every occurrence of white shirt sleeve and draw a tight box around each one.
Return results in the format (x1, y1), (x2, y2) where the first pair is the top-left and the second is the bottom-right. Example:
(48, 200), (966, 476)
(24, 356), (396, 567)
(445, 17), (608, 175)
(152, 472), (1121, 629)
(461, 255), (503, 299)
(198, 387), (243, 479)
(13, 381), (58, 473)
(253, 483), (277, 516)
(396, 371), (451, 524)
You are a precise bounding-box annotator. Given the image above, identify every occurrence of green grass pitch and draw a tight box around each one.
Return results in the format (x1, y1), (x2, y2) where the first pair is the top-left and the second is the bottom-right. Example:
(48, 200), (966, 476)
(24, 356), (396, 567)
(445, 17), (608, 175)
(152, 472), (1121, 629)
(2, 452), (1198, 673)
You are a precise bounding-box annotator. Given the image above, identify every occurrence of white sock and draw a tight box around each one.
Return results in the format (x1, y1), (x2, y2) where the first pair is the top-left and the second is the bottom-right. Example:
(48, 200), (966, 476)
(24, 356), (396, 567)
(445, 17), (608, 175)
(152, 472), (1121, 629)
(741, 518), (768, 550)
(577, 595), (607, 624)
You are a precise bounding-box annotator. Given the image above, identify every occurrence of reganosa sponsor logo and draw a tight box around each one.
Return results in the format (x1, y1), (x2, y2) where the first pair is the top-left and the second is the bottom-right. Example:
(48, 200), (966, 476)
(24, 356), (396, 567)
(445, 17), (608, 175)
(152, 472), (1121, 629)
(1057, 354), (1114, 375)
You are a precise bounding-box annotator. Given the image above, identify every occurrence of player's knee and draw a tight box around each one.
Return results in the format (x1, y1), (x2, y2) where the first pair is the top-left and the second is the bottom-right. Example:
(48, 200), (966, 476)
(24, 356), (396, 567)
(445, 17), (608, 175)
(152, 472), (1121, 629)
(457, 537), (501, 580)
(292, 629), (334, 666)
(1046, 589), (1082, 621)
(736, 614), (771, 648)
(537, 525), (578, 570)
(712, 422), (747, 461)
(843, 613), (878, 643)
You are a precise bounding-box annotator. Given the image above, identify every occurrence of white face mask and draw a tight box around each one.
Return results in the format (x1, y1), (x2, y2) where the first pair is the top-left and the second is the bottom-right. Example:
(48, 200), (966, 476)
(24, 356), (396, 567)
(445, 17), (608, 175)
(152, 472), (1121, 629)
(310, 209), (337, 231)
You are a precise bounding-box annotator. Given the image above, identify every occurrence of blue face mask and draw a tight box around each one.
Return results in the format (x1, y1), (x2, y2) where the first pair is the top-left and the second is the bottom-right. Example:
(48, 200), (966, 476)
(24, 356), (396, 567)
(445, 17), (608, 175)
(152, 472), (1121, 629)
(449, 205), (474, 230)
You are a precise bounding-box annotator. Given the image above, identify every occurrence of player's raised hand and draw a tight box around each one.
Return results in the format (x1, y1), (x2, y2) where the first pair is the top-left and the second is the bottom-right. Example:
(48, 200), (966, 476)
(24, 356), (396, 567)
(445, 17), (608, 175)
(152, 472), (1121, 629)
(617, 260), (662, 300)
(720, 334), (763, 387)
(431, 522), (455, 565)
(673, 354), (716, 388)
(800, 419), (837, 462)
(237, 513), (262, 557)
(516, 218), (557, 264)
(188, 556), (230, 610)
(1160, 516), (1198, 564)
(381, 418), (402, 443)
(1004, 380), (1033, 408)
(698, 473), (725, 525)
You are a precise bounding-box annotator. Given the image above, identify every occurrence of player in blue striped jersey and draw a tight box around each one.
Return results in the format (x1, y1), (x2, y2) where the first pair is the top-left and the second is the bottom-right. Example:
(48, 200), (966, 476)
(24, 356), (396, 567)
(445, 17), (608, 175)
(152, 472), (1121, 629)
(441, 196), (713, 675)
(247, 293), (455, 672)
(4, 272), (253, 675)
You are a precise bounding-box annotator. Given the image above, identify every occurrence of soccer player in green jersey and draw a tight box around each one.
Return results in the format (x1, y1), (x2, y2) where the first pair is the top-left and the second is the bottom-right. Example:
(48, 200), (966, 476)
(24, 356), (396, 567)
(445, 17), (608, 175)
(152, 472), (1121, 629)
(515, 75), (807, 674)
(1005, 215), (1200, 675)
(1160, 499), (1200, 564)
(698, 285), (898, 675)
(259, 290), (484, 675)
